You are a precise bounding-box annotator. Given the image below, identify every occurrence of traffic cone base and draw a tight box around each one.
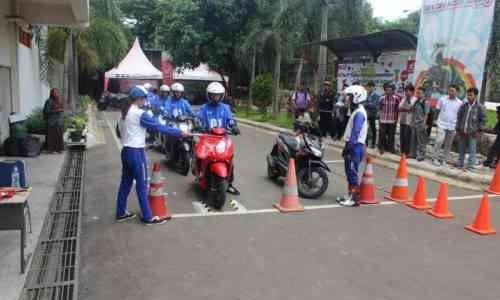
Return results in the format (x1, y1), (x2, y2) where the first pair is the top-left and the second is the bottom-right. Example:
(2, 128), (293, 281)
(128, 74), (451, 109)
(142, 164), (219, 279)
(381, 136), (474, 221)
(274, 158), (304, 213)
(149, 194), (172, 220)
(359, 157), (379, 205)
(465, 193), (496, 235)
(465, 224), (496, 235)
(427, 210), (454, 219)
(408, 202), (431, 210)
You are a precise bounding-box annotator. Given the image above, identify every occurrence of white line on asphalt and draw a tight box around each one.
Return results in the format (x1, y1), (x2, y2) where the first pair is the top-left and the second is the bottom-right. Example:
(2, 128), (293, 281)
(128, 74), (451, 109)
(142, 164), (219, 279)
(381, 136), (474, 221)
(325, 160), (344, 164)
(104, 112), (122, 151)
(171, 194), (500, 219)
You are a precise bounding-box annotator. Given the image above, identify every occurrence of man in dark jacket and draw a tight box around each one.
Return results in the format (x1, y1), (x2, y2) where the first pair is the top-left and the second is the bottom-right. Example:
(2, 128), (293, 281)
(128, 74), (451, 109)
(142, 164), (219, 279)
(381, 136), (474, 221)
(484, 106), (500, 168)
(318, 81), (335, 138)
(365, 81), (380, 148)
(455, 87), (486, 170)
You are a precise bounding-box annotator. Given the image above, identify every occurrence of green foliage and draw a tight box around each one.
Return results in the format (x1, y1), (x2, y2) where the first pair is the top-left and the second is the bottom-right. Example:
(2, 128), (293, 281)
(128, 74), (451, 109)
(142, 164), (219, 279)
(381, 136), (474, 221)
(90, 0), (123, 24)
(235, 109), (294, 129)
(47, 27), (68, 62)
(251, 73), (273, 112)
(119, 0), (162, 48)
(25, 108), (47, 135)
(80, 18), (129, 72)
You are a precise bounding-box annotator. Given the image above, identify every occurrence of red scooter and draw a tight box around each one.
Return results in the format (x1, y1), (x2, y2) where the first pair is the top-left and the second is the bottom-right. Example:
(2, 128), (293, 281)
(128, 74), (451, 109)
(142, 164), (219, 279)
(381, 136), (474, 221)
(192, 127), (236, 210)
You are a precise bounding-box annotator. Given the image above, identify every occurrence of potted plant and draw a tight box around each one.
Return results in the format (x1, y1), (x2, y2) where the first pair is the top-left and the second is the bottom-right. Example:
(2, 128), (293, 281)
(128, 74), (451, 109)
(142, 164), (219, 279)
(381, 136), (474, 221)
(68, 115), (88, 143)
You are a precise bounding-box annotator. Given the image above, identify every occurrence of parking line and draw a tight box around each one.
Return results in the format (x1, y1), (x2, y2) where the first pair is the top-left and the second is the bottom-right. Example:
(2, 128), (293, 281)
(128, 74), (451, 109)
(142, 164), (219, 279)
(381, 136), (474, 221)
(325, 160), (344, 164)
(171, 194), (500, 219)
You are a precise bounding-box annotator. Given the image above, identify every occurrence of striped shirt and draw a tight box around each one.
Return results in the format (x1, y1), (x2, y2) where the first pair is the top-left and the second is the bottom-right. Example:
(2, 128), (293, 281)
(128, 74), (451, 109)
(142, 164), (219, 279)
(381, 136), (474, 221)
(379, 94), (402, 124)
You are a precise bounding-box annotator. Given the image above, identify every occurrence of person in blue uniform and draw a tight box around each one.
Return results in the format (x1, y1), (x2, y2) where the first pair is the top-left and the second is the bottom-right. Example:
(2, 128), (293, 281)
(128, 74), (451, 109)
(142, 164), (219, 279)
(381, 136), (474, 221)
(165, 83), (193, 119)
(337, 85), (368, 207)
(116, 85), (184, 225)
(157, 85), (171, 114)
(197, 82), (241, 195)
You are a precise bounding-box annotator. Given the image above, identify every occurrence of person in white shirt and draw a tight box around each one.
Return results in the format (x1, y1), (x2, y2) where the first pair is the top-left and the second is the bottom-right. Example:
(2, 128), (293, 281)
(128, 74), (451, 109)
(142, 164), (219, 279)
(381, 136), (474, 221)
(432, 84), (463, 166)
(116, 86), (183, 226)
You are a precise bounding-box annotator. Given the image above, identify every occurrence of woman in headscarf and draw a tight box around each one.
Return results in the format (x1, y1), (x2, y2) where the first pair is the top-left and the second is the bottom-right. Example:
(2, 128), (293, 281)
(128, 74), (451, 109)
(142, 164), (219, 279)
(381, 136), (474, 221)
(43, 88), (65, 153)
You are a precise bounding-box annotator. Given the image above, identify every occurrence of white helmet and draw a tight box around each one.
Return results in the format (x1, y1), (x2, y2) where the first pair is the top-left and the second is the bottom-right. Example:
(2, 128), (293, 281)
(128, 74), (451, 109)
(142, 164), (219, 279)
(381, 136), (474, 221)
(171, 82), (185, 92)
(143, 82), (152, 90)
(160, 84), (170, 92)
(344, 85), (367, 104)
(206, 82), (225, 94)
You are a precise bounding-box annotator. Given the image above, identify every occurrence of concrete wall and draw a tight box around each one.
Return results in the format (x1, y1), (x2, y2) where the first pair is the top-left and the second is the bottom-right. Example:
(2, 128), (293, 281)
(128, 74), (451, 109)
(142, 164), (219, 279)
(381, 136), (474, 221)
(18, 42), (50, 115)
(0, 0), (50, 143)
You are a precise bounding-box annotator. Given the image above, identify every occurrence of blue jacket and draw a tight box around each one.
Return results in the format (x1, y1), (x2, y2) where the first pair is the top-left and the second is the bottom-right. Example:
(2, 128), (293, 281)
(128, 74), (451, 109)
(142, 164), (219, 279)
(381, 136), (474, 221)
(165, 98), (193, 119)
(365, 92), (380, 119)
(197, 102), (235, 131)
(146, 92), (159, 109)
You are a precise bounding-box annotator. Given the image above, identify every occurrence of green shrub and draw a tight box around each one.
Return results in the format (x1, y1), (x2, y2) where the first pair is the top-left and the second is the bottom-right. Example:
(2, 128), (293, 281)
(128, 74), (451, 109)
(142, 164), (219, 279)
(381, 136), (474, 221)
(77, 95), (93, 113)
(25, 108), (47, 135)
(251, 73), (273, 113)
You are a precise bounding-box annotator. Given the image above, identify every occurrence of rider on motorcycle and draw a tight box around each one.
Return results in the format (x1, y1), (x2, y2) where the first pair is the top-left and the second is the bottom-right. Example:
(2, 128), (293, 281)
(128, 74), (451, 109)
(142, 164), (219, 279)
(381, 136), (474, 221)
(156, 84), (171, 114)
(197, 82), (241, 195)
(165, 83), (193, 119)
(164, 83), (194, 161)
(337, 85), (369, 207)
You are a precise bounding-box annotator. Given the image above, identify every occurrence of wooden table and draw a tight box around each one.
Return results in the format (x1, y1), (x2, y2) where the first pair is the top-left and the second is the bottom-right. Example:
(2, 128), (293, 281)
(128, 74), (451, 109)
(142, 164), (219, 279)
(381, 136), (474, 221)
(0, 191), (32, 274)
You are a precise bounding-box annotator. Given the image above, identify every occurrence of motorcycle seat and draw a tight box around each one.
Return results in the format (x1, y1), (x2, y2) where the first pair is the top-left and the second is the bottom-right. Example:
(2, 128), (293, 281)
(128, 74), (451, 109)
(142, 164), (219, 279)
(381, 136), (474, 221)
(278, 133), (300, 153)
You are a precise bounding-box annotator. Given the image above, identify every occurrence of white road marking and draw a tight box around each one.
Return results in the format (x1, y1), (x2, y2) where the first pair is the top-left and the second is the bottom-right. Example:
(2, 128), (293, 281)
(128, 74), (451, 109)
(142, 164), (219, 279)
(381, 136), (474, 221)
(171, 194), (500, 219)
(325, 160), (344, 164)
(192, 201), (210, 214)
(104, 112), (122, 150)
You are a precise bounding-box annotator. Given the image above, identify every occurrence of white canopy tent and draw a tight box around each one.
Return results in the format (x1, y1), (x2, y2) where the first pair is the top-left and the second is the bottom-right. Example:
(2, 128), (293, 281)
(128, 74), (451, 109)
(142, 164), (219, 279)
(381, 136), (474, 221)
(174, 63), (228, 83)
(105, 38), (163, 80)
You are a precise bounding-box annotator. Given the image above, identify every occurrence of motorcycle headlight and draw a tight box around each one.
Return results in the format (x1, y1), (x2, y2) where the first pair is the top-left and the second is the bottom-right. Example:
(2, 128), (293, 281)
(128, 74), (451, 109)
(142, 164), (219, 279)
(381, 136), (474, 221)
(216, 140), (227, 154)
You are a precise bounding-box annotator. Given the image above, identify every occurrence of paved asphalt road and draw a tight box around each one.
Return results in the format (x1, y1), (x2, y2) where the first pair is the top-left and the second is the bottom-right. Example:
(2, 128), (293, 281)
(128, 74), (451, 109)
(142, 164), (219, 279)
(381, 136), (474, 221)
(79, 110), (500, 300)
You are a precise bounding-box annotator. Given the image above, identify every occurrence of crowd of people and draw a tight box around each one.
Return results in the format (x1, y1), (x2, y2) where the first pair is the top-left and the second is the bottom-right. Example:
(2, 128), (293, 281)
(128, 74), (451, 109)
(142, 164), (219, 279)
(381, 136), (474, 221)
(290, 81), (500, 172)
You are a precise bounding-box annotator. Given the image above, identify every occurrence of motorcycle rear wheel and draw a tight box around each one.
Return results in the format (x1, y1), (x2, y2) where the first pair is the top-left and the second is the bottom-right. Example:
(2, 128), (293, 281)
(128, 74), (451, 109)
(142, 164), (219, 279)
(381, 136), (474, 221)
(178, 150), (191, 176)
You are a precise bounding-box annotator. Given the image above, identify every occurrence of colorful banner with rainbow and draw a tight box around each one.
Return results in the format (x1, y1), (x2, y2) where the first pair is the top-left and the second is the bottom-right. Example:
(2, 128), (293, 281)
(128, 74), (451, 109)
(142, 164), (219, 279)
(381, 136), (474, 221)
(414, 0), (496, 101)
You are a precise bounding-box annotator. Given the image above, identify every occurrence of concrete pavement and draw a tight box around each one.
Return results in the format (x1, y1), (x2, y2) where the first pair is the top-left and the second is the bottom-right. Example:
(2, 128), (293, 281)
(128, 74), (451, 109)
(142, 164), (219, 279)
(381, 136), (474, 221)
(79, 110), (500, 300)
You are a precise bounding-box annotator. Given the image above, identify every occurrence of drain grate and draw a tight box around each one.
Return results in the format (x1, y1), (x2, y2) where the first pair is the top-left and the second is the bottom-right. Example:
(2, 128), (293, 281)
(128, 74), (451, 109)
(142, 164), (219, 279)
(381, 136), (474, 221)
(20, 149), (85, 300)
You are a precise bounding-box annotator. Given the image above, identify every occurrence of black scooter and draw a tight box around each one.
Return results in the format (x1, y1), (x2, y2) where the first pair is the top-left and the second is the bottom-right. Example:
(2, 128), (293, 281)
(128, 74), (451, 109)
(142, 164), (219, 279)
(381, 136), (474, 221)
(267, 122), (330, 199)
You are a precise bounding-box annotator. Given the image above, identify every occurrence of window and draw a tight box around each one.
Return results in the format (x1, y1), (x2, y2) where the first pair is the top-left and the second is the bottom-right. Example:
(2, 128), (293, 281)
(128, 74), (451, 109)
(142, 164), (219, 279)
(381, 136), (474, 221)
(19, 28), (32, 48)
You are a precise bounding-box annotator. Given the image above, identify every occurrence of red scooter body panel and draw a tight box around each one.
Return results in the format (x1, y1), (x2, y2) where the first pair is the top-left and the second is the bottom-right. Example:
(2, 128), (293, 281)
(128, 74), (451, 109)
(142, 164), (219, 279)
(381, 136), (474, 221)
(193, 128), (234, 191)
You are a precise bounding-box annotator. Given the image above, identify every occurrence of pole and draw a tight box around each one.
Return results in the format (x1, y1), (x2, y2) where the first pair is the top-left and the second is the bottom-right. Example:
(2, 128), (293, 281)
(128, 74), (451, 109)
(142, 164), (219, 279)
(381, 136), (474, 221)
(318, 0), (329, 92)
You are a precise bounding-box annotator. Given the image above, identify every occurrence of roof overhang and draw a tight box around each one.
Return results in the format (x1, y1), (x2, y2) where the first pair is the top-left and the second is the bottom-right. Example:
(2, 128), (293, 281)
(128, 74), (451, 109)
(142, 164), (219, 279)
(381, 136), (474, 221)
(5, 0), (90, 28)
(306, 30), (417, 60)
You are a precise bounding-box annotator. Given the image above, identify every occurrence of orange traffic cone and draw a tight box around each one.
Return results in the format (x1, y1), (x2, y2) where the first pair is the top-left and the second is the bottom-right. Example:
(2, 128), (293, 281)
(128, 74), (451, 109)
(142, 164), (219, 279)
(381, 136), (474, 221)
(359, 156), (379, 205)
(427, 182), (454, 219)
(274, 158), (305, 213)
(149, 163), (172, 220)
(385, 155), (410, 203)
(407, 176), (431, 210)
(465, 193), (496, 235)
(487, 163), (500, 195)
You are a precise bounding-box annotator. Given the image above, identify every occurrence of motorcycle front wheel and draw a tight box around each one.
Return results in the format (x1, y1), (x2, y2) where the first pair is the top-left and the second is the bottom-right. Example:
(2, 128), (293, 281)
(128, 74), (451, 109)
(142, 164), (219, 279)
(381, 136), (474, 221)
(297, 167), (329, 199)
(178, 150), (191, 176)
(211, 177), (228, 210)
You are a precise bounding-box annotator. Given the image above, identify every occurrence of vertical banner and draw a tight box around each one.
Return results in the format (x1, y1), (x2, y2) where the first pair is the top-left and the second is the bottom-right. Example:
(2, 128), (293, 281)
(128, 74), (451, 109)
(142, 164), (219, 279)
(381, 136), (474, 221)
(414, 0), (496, 101)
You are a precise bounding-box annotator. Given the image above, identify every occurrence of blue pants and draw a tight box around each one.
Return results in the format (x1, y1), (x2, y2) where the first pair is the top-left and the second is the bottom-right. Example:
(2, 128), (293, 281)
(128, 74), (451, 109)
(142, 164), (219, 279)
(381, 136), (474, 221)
(116, 147), (152, 221)
(344, 143), (365, 189)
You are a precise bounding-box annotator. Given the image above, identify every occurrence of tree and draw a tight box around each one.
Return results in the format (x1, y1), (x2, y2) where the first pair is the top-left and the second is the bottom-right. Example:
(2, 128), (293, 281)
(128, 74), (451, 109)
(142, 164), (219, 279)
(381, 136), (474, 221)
(119, 0), (162, 48)
(156, 0), (257, 92)
(251, 73), (274, 113)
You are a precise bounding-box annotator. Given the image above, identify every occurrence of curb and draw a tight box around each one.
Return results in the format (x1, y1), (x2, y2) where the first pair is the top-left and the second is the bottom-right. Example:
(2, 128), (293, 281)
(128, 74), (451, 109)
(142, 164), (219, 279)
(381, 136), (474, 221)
(236, 117), (492, 191)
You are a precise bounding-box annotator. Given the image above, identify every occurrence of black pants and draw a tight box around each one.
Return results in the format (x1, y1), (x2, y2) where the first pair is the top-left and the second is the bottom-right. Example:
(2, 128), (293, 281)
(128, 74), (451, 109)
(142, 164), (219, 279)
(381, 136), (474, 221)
(367, 118), (377, 147)
(486, 135), (500, 165)
(400, 124), (413, 156)
(319, 112), (334, 138)
(379, 123), (396, 153)
(332, 118), (347, 140)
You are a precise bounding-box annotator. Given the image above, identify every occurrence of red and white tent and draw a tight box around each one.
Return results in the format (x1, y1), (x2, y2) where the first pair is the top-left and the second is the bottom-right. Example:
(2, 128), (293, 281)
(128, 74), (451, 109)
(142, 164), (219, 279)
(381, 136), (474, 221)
(105, 38), (162, 80)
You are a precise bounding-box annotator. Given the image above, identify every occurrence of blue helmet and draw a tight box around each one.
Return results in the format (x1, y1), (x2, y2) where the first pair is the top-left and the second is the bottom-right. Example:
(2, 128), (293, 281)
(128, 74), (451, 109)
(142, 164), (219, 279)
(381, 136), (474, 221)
(129, 85), (148, 99)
